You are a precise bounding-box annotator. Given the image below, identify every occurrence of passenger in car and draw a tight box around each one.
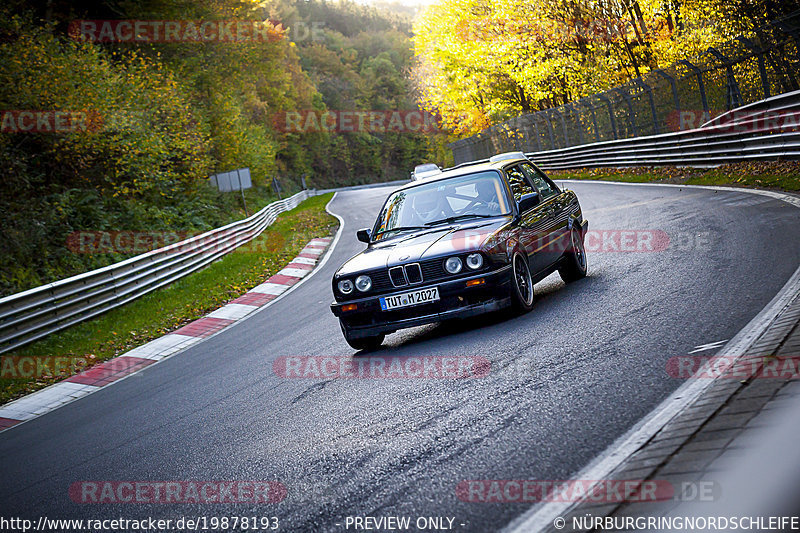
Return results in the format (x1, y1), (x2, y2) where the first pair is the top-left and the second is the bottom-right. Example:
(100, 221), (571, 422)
(474, 180), (502, 214)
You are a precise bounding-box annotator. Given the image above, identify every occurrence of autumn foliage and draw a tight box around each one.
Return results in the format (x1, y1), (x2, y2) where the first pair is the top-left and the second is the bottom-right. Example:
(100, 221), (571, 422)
(0, 0), (444, 296)
(413, 0), (797, 135)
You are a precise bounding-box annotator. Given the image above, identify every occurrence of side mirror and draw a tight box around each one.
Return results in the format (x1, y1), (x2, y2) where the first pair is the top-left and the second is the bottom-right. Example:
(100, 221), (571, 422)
(518, 192), (540, 213)
(356, 228), (372, 243)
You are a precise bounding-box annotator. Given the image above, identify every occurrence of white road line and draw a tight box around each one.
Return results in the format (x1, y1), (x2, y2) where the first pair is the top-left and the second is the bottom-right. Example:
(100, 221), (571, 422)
(0, 193), (347, 433)
(688, 340), (729, 354)
(564, 179), (800, 209)
(505, 181), (800, 533)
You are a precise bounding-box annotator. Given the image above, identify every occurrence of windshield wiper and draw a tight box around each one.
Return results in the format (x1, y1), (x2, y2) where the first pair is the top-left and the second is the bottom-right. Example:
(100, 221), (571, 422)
(373, 226), (427, 237)
(424, 214), (498, 226)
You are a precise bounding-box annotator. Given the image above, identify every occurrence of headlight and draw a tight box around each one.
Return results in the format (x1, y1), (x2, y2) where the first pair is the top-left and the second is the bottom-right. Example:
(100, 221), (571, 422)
(355, 275), (372, 292)
(444, 256), (463, 274)
(338, 279), (354, 294)
(466, 253), (484, 270)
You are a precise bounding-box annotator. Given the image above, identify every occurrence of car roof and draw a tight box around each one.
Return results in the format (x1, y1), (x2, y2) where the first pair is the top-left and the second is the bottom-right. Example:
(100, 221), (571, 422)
(396, 157), (528, 192)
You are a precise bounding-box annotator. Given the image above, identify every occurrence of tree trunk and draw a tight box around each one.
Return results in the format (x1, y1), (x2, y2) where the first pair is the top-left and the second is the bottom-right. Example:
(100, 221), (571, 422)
(632, 1), (648, 37)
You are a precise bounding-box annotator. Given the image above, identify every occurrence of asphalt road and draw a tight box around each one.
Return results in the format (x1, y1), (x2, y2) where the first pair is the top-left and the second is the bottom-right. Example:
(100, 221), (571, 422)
(1, 182), (799, 532)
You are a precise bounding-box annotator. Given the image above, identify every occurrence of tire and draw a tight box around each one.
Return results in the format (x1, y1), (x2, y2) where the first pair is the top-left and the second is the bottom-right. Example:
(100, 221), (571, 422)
(340, 321), (384, 351)
(559, 224), (588, 283)
(510, 252), (535, 313)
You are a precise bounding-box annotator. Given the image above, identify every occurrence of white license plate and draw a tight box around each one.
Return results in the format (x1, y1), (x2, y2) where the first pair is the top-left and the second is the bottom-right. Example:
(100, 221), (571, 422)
(380, 287), (440, 311)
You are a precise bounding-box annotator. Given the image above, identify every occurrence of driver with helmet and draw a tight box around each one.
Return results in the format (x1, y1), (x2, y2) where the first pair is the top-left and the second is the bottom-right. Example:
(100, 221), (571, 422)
(410, 193), (451, 225)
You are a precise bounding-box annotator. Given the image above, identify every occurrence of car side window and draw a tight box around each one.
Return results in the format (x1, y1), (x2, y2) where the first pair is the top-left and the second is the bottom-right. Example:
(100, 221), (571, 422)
(521, 163), (558, 200)
(504, 165), (536, 201)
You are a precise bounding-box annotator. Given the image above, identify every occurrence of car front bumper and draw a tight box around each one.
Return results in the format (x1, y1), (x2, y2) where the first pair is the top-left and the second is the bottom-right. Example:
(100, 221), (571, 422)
(330, 265), (513, 339)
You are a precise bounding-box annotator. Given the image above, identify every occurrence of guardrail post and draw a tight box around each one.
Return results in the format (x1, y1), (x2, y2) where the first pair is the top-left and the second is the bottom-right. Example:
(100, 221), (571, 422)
(494, 125), (504, 152)
(499, 124), (509, 152)
(653, 69), (681, 116)
(597, 93), (618, 140)
(581, 99), (600, 142)
(463, 139), (474, 164)
(678, 59), (709, 116)
(448, 140), (462, 165)
(613, 87), (638, 137)
(518, 115), (535, 152)
(491, 125), (501, 152)
(707, 47), (743, 110)
(542, 112), (556, 150)
(566, 103), (584, 145)
(510, 118), (520, 151)
(552, 108), (569, 147)
(634, 78), (659, 134)
(235, 168), (249, 216)
(510, 121), (521, 151)
(530, 116), (542, 152)
(477, 132), (486, 159)
(490, 126), (500, 154)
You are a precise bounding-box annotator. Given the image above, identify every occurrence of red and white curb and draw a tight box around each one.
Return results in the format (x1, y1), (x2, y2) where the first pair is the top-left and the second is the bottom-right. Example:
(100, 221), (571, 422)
(0, 236), (334, 432)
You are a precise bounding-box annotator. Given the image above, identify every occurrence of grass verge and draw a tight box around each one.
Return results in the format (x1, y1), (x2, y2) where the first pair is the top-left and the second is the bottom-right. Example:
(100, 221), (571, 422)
(0, 193), (337, 405)
(549, 161), (800, 191)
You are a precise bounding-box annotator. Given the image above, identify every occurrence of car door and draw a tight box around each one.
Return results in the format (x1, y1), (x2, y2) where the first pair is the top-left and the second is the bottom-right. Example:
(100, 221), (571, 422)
(520, 162), (566, 269)
(504, 164), (552, 275)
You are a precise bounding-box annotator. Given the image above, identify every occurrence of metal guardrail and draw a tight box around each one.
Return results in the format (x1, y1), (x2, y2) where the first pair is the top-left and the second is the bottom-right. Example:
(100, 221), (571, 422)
(315, 179), (410, 193)
(0, 190), (315, 355)
(526, 89), (800, 171)
(450, 11), (800, 165)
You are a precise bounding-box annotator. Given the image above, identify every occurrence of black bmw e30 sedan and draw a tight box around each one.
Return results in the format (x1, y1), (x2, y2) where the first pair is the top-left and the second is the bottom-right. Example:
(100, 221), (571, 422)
(330, 152), (588, 350)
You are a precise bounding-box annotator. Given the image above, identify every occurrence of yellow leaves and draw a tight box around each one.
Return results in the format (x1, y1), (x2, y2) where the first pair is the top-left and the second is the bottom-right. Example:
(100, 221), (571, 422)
(414, 0), (746, 137)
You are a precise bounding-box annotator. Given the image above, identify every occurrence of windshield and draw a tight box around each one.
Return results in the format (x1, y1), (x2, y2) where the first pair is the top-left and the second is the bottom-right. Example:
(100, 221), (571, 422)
(373, 171), (511, 241)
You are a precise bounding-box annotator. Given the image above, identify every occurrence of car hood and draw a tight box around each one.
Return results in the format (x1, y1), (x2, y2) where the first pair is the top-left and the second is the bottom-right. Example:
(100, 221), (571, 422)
(336, 217), (511, 277)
